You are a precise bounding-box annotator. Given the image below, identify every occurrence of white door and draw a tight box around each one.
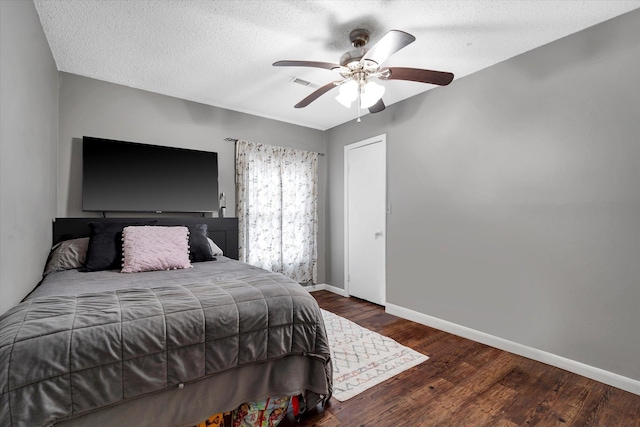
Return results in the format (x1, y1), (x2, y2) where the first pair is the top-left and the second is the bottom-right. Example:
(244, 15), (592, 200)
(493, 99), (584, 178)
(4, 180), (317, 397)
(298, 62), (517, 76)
(345, 134), (386, 305)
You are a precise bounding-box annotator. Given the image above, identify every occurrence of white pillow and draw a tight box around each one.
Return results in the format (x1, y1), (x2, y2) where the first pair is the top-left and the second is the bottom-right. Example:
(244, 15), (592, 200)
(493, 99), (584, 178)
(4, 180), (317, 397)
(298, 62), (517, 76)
(207, 237), (224, 256)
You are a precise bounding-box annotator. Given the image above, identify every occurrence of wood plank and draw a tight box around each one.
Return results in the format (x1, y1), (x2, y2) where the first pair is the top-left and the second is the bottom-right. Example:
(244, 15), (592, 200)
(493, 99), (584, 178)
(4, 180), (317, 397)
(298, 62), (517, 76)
(597, 386), (640, 427)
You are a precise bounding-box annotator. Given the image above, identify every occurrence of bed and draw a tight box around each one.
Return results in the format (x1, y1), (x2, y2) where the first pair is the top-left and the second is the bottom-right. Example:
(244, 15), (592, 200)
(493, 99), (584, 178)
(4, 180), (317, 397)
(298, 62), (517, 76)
(0, 217), (332, 427)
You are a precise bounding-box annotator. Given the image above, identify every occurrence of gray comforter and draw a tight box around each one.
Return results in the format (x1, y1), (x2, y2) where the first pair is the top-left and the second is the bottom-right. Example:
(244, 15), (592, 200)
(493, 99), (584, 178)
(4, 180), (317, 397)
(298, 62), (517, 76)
(0, 258), (332, 427)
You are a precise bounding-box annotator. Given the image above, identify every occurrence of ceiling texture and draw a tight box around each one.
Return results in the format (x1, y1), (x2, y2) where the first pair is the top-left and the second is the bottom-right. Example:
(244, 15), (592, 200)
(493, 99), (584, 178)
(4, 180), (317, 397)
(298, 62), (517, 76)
(34, 0), (640, 131)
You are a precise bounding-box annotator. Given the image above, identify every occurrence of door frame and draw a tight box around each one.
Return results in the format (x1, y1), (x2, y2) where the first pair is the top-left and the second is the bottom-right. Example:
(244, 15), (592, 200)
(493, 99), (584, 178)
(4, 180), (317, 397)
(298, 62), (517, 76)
(344, 133), (387, 302)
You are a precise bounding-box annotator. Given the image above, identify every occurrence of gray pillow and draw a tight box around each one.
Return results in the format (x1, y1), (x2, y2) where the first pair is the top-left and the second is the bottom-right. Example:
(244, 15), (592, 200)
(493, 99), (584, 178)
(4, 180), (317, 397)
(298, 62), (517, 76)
(43, 237), (89, 276)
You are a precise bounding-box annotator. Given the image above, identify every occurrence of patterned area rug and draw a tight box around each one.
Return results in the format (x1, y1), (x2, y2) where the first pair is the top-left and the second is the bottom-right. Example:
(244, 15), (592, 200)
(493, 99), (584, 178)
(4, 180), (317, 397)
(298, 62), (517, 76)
(321, 309), (429, 401)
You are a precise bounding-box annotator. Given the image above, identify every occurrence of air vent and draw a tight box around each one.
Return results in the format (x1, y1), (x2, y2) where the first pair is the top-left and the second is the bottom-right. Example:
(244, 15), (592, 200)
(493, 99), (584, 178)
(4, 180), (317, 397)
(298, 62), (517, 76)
(291, 77), (313, 87)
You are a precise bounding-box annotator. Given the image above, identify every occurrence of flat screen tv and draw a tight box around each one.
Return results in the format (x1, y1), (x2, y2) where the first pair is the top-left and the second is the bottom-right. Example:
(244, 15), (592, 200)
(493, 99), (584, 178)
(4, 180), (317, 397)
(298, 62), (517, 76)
(82, 136), (219, 213)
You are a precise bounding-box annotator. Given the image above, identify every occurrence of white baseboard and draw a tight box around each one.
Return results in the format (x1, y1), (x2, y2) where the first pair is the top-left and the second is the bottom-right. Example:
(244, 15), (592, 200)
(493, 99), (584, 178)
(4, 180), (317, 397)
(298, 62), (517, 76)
(385, 303), (640, 396)
(305, 283), (350, 298)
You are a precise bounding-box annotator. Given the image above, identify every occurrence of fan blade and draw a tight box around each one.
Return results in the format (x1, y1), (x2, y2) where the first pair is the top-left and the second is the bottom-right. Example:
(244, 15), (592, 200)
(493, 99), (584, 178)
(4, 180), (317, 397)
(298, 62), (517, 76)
(273, 60), (340, 71)
(294, 81), (340, 108)
(381, 67), (454, 86)
(368, 99), (385, 114)
(362, 30), (415, 66)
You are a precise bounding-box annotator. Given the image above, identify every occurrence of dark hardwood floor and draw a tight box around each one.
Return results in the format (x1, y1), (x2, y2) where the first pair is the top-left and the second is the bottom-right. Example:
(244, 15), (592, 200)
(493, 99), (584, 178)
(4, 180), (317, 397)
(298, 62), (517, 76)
(280, 291), (640, 427)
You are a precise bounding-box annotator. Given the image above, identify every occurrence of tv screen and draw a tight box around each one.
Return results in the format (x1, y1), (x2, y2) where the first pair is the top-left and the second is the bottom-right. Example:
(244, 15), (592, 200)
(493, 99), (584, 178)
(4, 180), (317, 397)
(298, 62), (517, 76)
(82, 136), (219, 213)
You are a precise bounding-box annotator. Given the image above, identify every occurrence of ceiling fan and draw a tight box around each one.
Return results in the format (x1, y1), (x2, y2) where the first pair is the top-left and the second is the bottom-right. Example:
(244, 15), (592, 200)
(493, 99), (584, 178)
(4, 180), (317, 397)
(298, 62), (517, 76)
(273, 29), (454, 119)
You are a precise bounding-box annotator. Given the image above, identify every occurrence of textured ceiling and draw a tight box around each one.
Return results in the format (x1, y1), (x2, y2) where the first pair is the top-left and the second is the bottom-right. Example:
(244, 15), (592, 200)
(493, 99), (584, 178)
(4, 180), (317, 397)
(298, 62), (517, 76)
(34, 0), (640, 130)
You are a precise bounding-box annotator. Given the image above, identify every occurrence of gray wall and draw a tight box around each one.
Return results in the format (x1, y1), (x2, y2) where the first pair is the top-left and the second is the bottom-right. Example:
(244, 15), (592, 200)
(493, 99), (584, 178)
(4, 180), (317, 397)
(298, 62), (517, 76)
(326, 10), (640, 381)
(0, 0), (58, 314)
(58, 73), (327, 282)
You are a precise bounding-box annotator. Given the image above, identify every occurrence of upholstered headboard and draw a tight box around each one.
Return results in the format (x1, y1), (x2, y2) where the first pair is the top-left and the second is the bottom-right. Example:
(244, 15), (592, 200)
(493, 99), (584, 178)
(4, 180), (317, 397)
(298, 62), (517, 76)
(52, 217), (239, 260)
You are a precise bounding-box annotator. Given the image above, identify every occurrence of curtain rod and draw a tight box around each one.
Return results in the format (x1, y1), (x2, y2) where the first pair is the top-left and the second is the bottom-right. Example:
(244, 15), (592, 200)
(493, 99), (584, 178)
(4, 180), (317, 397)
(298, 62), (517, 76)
(224, 138), (325, 156)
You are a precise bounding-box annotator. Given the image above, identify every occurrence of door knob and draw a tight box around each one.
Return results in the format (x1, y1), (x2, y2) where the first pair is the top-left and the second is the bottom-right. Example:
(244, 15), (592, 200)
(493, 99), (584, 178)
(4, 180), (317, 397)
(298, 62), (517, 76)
(374, 231), (383, 238)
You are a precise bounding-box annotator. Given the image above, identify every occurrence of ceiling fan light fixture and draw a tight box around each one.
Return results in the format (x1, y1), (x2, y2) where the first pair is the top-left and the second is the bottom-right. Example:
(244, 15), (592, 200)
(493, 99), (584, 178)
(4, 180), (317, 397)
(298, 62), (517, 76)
(335, 80), (358, 107)
(359, 81), (385, 109)
(273, 29), (453, 114)
(335, 93), (354, 108)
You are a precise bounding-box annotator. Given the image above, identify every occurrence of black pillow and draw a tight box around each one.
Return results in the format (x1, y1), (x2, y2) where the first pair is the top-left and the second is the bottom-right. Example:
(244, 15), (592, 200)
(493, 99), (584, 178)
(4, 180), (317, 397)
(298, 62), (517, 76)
(84, 221), (157, 271)
(186, 224), (215, 262)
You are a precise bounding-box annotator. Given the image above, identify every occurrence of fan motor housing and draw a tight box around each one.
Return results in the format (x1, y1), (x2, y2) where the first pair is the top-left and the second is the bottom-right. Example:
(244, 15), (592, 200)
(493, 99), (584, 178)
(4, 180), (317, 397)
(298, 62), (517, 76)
(340, 50), (365, 67)
(349, 29), (370, 48)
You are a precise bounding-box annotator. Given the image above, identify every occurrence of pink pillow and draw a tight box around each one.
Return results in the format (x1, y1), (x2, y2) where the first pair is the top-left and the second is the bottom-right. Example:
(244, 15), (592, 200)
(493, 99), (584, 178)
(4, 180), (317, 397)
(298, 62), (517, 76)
(121, 226), (192, 273)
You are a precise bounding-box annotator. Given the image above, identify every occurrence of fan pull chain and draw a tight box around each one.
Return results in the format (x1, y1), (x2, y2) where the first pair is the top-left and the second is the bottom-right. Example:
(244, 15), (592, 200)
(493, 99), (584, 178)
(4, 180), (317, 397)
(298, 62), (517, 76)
(357, 88), (362, 123)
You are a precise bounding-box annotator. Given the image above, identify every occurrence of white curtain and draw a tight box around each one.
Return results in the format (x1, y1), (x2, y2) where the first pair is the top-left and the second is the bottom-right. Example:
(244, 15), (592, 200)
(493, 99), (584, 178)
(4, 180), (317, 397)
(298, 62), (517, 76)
(236, 140), (318, 283)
